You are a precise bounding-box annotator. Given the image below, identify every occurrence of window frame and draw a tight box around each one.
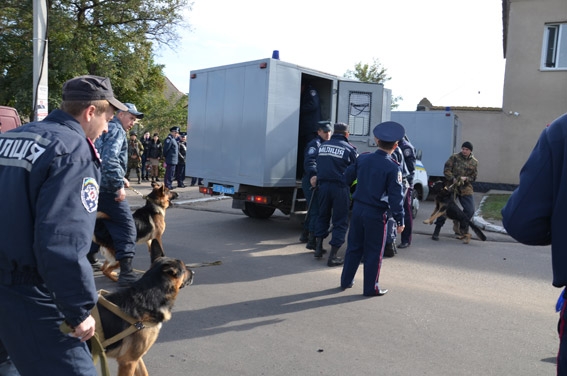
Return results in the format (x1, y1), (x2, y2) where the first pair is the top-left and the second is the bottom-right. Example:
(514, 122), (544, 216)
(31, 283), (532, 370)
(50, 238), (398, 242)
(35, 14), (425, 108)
(541, 23), (567, 70)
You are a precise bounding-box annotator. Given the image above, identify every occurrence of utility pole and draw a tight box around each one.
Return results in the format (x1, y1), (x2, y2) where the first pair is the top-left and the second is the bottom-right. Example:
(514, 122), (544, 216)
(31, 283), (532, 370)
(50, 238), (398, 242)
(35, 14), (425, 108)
(33, 0), (48, 121)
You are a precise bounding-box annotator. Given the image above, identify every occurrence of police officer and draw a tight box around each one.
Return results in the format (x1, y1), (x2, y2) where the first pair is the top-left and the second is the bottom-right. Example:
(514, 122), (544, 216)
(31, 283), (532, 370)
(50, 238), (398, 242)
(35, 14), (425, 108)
(313, 123), (358, 267)
(176, 132), (187, 188)
(501, 112), (567, 373)
(340, 121), (405, 296)
(92, 102), (144, 286)
(398, 136), (417, 248)
(383, 144), (409, 257)
(140, 131), (151, 181)
(163, 126), (180, 189)
(300, 122), (333, 250)
(297, 82), (322, 178)
(0, 75), (126, 375)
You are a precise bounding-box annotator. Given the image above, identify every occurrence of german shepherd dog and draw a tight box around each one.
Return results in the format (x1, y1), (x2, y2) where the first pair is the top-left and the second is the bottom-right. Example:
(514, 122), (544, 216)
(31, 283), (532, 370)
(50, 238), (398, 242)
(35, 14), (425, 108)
(423, 182), (487, 243)
(93, 239), (193, 376)
(94, 183), (179, 281)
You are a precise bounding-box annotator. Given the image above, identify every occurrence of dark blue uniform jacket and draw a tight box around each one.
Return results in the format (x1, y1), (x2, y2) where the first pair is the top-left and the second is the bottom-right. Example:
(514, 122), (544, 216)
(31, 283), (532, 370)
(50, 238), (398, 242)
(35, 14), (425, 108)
(303, 135), (325, 178)
(502, 113), (567, 287)
(344, 149), (405, 226)
(0, 110), (100, 326)
(316, 134), (357, 183)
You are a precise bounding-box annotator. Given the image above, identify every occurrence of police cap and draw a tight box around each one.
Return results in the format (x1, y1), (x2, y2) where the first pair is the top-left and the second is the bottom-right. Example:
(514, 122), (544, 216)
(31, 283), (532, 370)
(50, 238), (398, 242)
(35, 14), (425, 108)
(124, 103), (144, 119)
(170, 126), (180, 133)
(372, 121), (405, 142)
(62, 75), (128, 112)
(317, 122), (332, 132)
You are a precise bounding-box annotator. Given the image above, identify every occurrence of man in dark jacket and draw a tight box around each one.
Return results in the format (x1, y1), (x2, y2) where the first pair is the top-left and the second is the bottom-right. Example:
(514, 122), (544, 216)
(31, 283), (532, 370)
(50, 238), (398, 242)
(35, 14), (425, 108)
(501, 112), (567, 375)
(176, 132), (187, 188)
(300, 122), (332, 250)
(163, 126), (180, 189)
(313, 123), (358, 266)
(0, 75), (126, 375)
(341, 121), (405, 296)
(92, 102), (144, 286)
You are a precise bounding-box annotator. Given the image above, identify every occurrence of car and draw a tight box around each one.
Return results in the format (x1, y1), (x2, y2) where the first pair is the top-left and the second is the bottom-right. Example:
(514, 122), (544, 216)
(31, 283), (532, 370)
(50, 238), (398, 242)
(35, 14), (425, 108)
(411, 159), (429, 218)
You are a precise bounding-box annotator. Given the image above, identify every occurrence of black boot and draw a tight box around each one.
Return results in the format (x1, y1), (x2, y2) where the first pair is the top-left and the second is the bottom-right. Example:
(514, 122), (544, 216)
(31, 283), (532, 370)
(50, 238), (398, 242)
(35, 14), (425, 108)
(306, 232), (316, 250)
(117, 257), (139, 287)
(327, 246), (344, 267)
(299, 229), (309, 243)
(137, 173), (141, 184)
(383, 242), (396, 258)
(432, 224), (442, 241)
(314, 237), (325, 259)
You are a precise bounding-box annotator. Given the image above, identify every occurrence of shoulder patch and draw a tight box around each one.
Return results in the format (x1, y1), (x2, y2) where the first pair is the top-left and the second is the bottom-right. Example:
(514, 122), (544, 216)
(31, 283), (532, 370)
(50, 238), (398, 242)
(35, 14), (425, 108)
(397, 171), (403, 184)
(307, 146), (318, 155)
(403, 148), (413, 157)
(81, 177), (99, 213)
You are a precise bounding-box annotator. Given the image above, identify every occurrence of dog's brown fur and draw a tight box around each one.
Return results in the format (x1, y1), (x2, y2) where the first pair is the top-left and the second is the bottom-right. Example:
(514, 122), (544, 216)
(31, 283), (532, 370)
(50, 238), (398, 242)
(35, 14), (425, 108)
(93, 183), (178, 281)
(94, 239), (193, 376)
(423, 182), (486, 244)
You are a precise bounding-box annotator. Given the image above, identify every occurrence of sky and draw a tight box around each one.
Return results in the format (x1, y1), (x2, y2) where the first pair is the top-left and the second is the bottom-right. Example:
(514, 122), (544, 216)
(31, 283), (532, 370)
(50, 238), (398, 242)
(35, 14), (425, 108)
(155, 0), (506, 111)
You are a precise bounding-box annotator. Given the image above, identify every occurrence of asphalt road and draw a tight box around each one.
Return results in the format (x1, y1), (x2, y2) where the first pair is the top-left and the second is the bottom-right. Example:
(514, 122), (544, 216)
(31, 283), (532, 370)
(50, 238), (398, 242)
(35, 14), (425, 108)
(94, 185), (559, 375)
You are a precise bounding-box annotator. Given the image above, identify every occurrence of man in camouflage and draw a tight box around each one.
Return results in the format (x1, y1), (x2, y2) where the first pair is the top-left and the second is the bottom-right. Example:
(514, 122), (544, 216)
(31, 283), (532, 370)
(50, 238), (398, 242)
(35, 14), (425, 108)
(431, 141), (479, 241)
(126, 131), (144, 184)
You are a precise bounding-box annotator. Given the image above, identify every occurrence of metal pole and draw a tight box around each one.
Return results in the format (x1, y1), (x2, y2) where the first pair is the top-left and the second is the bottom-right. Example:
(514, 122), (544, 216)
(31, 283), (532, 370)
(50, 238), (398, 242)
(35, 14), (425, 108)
(33, 0), (48, 121)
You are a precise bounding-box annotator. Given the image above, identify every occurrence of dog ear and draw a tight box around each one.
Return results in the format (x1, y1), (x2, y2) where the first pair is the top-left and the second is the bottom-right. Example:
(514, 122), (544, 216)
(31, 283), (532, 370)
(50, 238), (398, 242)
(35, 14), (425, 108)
(150, 239), (165, 263)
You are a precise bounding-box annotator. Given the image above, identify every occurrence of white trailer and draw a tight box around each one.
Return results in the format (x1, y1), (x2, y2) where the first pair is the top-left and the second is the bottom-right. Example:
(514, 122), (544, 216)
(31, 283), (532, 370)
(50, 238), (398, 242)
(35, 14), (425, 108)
(391, 110), (462, 188)
(187, 58), (390, 219)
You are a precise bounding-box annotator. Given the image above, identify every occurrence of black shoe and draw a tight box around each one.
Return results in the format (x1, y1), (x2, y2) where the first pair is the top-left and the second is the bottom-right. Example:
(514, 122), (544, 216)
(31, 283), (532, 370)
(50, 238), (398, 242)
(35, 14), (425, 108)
(327, 257), (344, 267)
(364, 289), (388, 297)
(299, 229), (309, 243)
(178, 184), (186, 188)
(398, 242), (410, 249)
(383, 243), (396, 258)
(155, 178), (160, 182)
(341, 281), (355, 291)
(432, 234), (439, 241)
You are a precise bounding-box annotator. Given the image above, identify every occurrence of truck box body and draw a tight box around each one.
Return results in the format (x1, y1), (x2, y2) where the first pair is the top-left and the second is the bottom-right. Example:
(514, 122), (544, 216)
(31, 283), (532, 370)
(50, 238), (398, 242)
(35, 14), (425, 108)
(391, 110), (461, 180)
(187, 58), (389, 217)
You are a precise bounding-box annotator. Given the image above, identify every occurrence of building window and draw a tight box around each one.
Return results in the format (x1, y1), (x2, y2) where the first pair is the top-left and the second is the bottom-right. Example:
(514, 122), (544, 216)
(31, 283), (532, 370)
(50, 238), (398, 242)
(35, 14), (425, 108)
(542, 23), (567, 69)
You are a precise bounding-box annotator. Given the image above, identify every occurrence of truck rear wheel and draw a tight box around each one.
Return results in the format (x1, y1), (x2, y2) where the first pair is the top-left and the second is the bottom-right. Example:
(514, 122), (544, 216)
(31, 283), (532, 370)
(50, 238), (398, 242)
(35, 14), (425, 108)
(242, 202), (276, 219)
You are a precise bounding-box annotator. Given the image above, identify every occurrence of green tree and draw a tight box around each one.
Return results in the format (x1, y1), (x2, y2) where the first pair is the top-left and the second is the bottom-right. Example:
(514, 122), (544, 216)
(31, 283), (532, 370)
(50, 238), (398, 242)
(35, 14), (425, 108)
(0, 0), (190, 131)
(344, 58), (403, 109)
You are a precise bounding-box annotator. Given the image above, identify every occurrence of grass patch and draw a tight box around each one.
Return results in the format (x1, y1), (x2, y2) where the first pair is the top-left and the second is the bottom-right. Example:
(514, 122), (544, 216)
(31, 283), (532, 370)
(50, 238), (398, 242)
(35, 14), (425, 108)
(479, 193), (511, 220)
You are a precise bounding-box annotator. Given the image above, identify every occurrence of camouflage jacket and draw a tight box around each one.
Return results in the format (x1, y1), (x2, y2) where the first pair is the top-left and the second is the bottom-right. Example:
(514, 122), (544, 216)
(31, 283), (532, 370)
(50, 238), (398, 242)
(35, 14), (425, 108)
(95, 117), (127, 193)
(443, 152), (478, 196)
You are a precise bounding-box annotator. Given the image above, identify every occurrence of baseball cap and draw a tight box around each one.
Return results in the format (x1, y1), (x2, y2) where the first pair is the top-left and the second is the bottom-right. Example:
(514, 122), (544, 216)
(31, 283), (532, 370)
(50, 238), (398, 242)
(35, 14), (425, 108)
(62, 75), (128, 111)
(124, 103), (144, 119)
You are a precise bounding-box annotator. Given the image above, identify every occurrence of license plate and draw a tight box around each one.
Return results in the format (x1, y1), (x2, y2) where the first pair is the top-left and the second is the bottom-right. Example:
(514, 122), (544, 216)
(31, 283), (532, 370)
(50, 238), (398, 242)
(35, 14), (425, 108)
(212, 184), (235, 195)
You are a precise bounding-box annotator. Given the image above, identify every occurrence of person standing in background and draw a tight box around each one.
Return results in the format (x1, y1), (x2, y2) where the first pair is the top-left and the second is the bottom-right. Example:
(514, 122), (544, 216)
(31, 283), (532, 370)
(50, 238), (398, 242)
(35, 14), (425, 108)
(163, 126), (179, 190)
(140, 131), (151, 181)
(176, 132), (187, 188)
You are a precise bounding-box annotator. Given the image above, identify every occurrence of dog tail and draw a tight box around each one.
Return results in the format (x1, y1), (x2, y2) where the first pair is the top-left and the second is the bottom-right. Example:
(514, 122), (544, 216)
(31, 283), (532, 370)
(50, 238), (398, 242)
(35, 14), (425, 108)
(470, 222), (487, 241)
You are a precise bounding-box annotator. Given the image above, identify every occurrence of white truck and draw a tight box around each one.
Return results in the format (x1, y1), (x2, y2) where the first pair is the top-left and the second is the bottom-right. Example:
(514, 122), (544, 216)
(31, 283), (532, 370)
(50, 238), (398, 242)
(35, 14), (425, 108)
(187, 58), (420, 219)
(391, 110), (462, 192)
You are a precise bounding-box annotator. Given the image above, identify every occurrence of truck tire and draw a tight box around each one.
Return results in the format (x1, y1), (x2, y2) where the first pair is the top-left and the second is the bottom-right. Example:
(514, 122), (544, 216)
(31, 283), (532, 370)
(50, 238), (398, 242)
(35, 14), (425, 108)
(242, 202), (276, 219)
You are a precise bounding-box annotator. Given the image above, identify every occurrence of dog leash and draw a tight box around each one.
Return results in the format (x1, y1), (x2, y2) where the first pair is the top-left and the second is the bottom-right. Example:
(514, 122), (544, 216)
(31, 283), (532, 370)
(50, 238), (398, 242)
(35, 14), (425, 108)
(185, 260), (223, 268)
(128, 186), (146, 199)
(60, 318), (111, 376)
